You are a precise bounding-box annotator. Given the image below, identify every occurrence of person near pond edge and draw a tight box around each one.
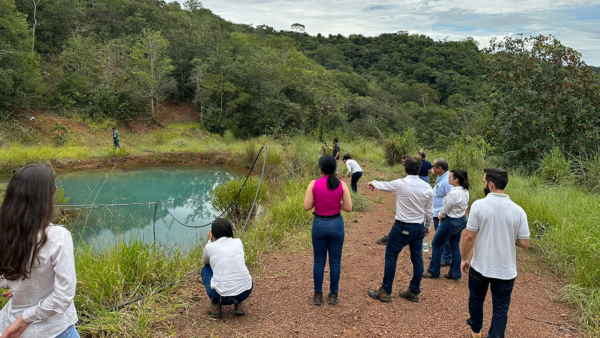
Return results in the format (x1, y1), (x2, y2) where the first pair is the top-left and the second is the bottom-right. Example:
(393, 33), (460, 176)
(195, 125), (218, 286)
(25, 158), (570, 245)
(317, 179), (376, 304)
(429, 158), (453, 266)
(423, 169), (470, 280)
(417, 150), (432, 183)
(112, 127), (120, 149)
(0, 164), (80, 338)
(201, 218), (253, 319)
(460, 168), (530, 338)
(342, 154), (363, 193)
(303, 155), (352, 306)
(376, 154), (408, 245)
(367, 157), (433, 303)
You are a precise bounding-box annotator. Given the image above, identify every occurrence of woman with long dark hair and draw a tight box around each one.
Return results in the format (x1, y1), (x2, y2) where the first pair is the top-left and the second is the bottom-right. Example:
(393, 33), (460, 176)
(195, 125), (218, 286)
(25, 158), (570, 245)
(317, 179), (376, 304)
(423, 169), (470, 280)
(303, 155), (352, 306)
(201, 218), (253, 319)
(0, 165), (79, 338)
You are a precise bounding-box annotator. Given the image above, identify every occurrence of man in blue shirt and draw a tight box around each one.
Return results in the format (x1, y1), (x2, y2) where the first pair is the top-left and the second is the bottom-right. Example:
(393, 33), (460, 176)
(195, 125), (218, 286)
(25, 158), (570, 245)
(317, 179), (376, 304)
(424, 158), (453, 267)
(418, 150), (432, 183)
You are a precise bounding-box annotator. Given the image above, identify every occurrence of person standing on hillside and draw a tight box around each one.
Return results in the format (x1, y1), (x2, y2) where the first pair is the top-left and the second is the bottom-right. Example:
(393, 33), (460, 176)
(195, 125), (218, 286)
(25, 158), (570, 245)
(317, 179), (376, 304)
(325, 138), (340, 161)
(367, 157), (433, 303)
(461, 168), (530, 338)
(429, 158), (453, 266)
(418, 150), (432, 183)
(112, 127), (120, 149)
(342, 154), (363, 193)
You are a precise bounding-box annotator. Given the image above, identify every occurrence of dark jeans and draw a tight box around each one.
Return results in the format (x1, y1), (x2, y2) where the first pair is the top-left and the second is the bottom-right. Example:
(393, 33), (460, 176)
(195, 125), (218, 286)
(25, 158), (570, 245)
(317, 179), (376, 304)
(201, 265), (253, 305)
(113, 139), (120, 148)
(312, 214), (345, 293)
(433, 217), (452, 263)
(382, 220), (426, 294)
(351, 172), (363, 193)
(427, 215), (466, 278)
(468, 268), (515, 338)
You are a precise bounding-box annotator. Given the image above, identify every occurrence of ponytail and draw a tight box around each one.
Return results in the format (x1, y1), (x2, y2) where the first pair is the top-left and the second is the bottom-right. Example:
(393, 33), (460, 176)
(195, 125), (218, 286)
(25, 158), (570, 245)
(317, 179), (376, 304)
(327, 173), (340, 190)
(451, 169), (470, 190)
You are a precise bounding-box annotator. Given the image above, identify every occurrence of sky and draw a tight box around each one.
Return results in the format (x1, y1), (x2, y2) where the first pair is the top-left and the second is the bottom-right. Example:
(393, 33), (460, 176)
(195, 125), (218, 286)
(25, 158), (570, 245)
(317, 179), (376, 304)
(179, 0), (600, 66)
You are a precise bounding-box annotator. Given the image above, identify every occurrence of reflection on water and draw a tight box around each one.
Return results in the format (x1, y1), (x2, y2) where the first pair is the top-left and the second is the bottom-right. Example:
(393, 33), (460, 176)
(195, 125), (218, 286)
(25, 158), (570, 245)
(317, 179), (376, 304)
(57, 166), (238, 251)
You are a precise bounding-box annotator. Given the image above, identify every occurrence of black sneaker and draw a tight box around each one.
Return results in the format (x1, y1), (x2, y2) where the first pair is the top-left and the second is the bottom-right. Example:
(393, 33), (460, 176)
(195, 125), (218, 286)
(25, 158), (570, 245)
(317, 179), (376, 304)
(313, 292), (323, 306)
(328, 292), (338, 305)
(398, 289), (419, 303)
(234, 302), (245, 316)
(376, 235), (388, 245)
(422, 272), (439, 279)
(207, 304), (222, 319)
(368, 287), (391, 302)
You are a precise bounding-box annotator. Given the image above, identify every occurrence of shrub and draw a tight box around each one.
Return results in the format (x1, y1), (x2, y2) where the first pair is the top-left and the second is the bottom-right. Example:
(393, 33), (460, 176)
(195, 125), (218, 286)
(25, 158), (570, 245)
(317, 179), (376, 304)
(351, 191), (370, 212)
(537, 146), (573, 185)
(574, 154), (600, 193)
(384, 127), (418, 166)
(210, 178), (267, 223)
(445, 134), (493, 172)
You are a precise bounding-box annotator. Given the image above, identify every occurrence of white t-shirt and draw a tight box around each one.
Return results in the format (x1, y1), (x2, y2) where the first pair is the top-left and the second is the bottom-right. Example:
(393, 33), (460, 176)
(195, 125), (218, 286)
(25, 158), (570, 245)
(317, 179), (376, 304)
(467, 193), (530, 280)
(0, 225), (78, 338)
(345, 159), (362, 175)
(202, 237), (253, 296)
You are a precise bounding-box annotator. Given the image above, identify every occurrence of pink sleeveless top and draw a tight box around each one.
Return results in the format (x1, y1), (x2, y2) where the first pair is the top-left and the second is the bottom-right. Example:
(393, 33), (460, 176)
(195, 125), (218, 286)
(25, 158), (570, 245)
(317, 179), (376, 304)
(313, 176), (343, 216)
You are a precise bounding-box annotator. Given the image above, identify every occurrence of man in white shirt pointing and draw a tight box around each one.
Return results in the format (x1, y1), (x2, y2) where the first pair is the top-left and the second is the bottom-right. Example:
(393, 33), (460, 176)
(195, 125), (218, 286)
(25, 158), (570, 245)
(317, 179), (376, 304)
(367, 157), (433, 303)
(460, 168), (530, 338)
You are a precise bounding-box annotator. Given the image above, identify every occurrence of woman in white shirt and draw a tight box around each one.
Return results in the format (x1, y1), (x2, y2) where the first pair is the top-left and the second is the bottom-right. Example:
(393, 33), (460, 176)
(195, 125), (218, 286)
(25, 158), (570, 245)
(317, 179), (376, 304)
(0, 164), (79, 338)
(423, 169), (470, 280)
(342, 154), (363, 193)
(201, 218), (253, 319)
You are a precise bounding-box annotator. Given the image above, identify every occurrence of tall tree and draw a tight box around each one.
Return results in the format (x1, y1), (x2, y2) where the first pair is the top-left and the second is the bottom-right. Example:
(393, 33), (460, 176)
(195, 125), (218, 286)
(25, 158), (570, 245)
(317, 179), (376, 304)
(131, 29), (175, 117)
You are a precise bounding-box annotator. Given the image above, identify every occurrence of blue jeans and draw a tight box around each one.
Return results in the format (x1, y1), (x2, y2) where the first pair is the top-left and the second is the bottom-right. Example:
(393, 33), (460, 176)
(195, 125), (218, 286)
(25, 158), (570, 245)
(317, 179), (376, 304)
(382, 220), (426, 294)
(351, 172), (363, 193)
(427, 215), (466, 278)
(312, 215), (345, 293)
(419, 175), (430, 183)
(113, 139), (120, 148)
(201, 265), (253, 305)
(433, 217), (452, 263)
(468, 268), (515, 338)
(56, 325), (79, 338)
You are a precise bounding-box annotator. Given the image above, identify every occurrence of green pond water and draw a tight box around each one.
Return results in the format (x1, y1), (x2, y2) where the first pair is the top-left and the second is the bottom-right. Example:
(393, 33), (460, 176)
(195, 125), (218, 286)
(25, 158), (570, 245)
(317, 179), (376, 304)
(51, 166), (238, 250)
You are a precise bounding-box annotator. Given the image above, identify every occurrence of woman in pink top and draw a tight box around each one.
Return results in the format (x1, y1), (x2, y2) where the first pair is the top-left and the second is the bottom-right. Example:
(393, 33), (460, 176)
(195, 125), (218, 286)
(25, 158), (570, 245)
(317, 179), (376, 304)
(304, 155), (352, 306)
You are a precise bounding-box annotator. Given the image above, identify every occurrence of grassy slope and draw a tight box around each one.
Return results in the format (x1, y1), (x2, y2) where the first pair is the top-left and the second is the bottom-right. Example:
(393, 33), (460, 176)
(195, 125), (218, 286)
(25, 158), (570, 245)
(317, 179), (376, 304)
(1, 116), (599, 336)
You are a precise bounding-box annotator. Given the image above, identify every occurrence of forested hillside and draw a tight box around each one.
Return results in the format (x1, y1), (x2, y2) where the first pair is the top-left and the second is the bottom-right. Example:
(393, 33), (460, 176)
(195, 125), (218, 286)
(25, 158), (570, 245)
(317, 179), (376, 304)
(1, 0), (599, 166)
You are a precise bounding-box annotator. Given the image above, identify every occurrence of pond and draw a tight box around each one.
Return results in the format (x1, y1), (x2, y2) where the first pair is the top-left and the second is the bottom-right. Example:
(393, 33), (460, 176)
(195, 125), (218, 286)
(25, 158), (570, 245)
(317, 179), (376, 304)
(53, 166), (239, 251)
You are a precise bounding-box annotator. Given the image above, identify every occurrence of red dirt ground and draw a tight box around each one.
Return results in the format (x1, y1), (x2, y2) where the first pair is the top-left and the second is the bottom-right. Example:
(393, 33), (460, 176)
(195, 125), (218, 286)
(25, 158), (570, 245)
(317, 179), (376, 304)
(167, 177), (582, 338)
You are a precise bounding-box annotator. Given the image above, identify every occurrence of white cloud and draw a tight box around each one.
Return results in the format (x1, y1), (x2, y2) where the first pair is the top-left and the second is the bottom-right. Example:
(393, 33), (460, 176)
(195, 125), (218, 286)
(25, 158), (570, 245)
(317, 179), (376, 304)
(178, 0), (600, 65)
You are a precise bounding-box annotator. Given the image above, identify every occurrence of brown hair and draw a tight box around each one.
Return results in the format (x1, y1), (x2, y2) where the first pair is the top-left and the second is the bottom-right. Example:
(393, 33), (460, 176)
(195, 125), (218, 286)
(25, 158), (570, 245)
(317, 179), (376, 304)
(0, 164), (56, 280)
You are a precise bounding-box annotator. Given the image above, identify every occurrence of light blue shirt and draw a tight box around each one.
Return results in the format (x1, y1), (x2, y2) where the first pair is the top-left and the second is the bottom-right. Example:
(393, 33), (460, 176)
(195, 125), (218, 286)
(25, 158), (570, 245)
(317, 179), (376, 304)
(433, 171), (452, 216)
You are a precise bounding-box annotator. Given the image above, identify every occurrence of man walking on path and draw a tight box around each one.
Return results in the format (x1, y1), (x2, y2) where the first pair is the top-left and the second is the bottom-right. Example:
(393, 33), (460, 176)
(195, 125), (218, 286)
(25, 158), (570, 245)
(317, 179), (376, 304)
(461, 168), (530, 338)
(112, 127), (120, 148)
(367, 157), (433, 303)
(427, 158), (452, 266)
(342, 154), (363, 193)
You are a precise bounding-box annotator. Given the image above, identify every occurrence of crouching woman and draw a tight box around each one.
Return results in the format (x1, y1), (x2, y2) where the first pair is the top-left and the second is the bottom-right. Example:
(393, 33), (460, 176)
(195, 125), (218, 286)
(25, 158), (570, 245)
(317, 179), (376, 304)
(201, 218), (253, 319)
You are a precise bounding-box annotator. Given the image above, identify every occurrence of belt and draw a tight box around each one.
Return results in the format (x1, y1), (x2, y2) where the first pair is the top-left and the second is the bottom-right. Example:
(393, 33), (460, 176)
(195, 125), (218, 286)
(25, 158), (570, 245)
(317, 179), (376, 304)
(394, 219), (422, 226)
(313, 212), (341, 219)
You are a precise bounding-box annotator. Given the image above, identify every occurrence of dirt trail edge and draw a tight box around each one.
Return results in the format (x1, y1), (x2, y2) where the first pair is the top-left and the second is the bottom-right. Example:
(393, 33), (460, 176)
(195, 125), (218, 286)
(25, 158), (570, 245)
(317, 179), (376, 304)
(170, 178), (581, 338)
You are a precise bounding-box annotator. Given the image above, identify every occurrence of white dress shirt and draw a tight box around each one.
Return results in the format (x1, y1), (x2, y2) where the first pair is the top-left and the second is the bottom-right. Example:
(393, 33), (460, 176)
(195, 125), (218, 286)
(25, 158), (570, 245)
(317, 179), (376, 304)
(371, 175), (434, 227)
(202, 237), (253, 296)
(0, 225), (78, 338)
(439, 186), (469, 218)
(345, 159), (363, 175)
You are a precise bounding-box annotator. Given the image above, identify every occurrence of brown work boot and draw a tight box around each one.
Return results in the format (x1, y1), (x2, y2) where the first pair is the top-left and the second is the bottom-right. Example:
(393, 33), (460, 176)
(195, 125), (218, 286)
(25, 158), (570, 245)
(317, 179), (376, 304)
(367, 287), (391, 302)
(234, 302), (245, 316)
(422, 272), (439, 279)
(328, 292), (338, 305)
(313, 292), (323, 306)
(376, 235), (388, 245)
(206, 304), (222, 319)
(398, 289), (419, 303)
(471, 331), (482, 338)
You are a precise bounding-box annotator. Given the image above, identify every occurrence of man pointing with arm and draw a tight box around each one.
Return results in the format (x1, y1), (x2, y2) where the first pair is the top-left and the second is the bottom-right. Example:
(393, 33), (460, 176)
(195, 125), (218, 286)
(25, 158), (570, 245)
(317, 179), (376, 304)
(367, 157), (433, 303)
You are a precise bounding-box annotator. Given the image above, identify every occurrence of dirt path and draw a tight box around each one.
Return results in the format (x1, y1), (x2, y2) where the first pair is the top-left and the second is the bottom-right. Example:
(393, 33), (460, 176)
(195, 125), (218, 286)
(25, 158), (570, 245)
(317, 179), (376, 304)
(170, 178), (581, 338)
